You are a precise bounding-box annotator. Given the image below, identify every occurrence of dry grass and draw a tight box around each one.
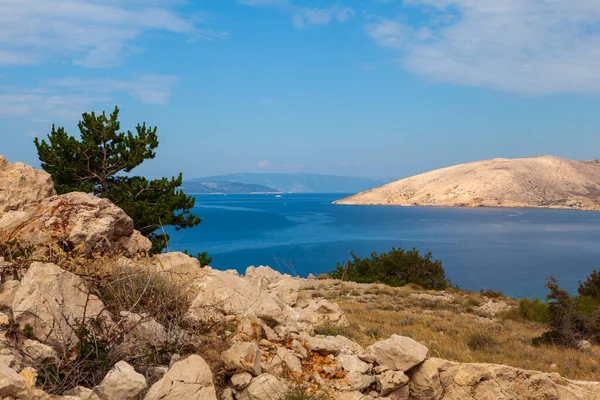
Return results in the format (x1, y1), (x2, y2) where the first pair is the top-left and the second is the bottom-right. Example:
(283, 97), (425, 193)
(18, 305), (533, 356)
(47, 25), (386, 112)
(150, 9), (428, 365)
(302, 280), (600, 381)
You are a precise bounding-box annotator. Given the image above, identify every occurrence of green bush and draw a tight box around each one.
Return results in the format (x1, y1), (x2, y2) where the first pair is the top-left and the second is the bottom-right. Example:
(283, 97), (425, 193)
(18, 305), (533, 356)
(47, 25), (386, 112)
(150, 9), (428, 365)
(330, 247), (450, 290)
(534, 275), (600, 347)
(518, 297), (549, 323)
(578, 270), (600, 300)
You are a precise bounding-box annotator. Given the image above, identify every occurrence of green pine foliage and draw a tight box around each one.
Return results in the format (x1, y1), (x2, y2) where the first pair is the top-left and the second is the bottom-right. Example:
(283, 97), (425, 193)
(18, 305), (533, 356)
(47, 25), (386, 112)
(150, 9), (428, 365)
(34, 107), (201, 253)
(534, 275), (600, 347)
(330, 247), (450, 290)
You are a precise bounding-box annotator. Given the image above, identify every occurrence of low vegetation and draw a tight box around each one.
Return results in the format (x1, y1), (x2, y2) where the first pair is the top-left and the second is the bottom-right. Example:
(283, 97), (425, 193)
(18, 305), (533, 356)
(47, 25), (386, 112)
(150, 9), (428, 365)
(330, 247), (450, 290)
(301, 279), (600, 381)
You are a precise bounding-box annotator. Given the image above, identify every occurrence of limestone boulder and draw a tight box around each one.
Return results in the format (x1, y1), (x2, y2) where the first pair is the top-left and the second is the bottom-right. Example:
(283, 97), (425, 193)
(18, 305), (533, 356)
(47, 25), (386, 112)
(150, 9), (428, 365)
(237, 373), (289, 400)
(153, 252), (203, 278)
(94, 361), (147, 400)
(0, 155), (55, 213)
(12, 262), (109, 346)
(475, 300), (513, 318)
(21, 339), (58, 363)
(343, 371), (375, 391)
(408, 358), (600, 400)
(305, 335), (363, 356)
(221, 342), (262, 376)
(119, 312), (168, 344)
(266, 346), (302, 376)
(0, 192), (151, 256)
(0, 280), (20, 308)
(0, 363), (29, 398)
(229, 372), (252, 390)
(336, 354), (370, 374)
(375, 370), (409, 396)
(295, 299), (350, 330)
(187, 268), (285, 325)
(245, 265), (284, 288)
(362, 335), (427, 372)
(268, 278), (301, 307)
(144, 355), (217, 400)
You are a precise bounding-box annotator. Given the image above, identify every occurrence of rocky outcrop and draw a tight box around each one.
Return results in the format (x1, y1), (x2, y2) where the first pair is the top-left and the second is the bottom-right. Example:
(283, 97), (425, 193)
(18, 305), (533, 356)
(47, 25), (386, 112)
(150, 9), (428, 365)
(409, 358), (600, 400)
(12, 262), (109, 346)
(93, 361), (147, 400)
(335, 156), (600, 211)
(0, 192), (151, 256)
(144, 355), (217, 400)
(0, 156), (150, 257)
(0, 155), (56, 213)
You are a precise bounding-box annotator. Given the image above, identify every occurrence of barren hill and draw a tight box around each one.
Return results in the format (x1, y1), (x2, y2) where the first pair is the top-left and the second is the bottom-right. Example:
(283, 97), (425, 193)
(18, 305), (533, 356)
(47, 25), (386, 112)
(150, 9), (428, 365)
(335, 156), (600, 210)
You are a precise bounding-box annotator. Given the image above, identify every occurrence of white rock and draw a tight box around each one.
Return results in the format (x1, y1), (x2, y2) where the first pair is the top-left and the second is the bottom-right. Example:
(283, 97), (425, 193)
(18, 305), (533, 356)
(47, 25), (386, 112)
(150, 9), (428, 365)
(22, 339), (58, 363)
(230, 372), (252, 390)
(268, 278), (300, 307)
(153, 252), (203, 277)
(363, 335), (428, 372)
(375, 370), (409, 396)
(305, 335), (364, 355)
(344, 371), (375, 391)
(291, 339), (308, 359)
(295, 299), (350, 330)
(0, 363), (29, 399)
(12, 262), (109, 346)
(475, 300), (513, 318)
(119, 312), (168, 344)
(0, 192), (151, 256)
(94, 361), (147, 400)
(221, 342), (262, 376)
(65, 386), (101, 399)
(0, 280), (20, 308)
(267, 347), (302, 375)
(336, 354), (370, 374)
(237, 373), (289, 400)
(144, 355), (217, 400)
(245, 266), (283, 289)
(187, 269), (286, 325)
(0, 155), (55, 213)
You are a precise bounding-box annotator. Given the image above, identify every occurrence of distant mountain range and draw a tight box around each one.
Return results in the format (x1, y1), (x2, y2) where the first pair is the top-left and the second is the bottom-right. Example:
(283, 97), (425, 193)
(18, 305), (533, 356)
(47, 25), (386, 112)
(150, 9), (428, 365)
(183, 173), (391, 194)
(180, 181), (279, 194)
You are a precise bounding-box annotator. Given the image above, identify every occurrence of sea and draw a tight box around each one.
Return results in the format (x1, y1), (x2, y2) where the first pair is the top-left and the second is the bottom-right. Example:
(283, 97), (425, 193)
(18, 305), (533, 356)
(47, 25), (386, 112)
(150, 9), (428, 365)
(166, 193), (600, 299)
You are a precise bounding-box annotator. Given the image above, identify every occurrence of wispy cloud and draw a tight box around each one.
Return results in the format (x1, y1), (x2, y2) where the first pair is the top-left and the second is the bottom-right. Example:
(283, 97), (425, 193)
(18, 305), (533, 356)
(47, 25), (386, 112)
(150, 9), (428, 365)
(239, 0), (354, 28)
(0, 74), (178, 120)
(366, 0), (600, 94)
(0, 0), (226, 67)
(258, 160), (270, 167)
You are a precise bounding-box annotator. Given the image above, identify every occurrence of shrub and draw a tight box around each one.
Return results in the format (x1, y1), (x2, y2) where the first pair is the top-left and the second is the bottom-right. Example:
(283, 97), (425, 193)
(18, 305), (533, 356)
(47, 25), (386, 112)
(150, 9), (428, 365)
(330, 247), (450, 290)
(518, 297), (549, 323)
(467, 331), (499, 351)
(480, 288), (504, 299)
(533, 276), (600, 347)
(578, 270), (600, 300)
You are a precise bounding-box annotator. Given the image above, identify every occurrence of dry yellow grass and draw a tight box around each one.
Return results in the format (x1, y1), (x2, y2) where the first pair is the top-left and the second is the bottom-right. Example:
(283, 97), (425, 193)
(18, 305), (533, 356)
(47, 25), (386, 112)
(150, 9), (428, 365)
(302, 280), (600, 381)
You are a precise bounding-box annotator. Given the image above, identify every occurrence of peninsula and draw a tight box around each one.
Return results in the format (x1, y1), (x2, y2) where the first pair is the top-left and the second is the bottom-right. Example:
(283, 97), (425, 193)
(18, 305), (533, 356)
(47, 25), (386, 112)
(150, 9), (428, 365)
(335, 156), (600, 210)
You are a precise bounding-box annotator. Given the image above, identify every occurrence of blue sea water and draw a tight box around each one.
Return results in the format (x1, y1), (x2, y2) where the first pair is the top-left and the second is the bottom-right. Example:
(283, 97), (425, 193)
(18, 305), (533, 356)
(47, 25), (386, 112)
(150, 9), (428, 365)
(166, 193), (600, 299)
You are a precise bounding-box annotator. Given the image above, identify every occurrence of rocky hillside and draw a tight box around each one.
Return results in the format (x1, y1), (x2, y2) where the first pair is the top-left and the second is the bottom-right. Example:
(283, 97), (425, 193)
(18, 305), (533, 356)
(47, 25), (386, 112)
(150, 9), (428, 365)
(335, 156), (600, 210)
(0, 155), (599, 399)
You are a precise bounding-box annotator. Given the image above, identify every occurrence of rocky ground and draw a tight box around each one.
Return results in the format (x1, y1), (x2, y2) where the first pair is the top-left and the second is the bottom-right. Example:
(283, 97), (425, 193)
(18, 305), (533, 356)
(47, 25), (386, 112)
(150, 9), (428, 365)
(335, 155), (600, 211)
(1, 156), (600, 400)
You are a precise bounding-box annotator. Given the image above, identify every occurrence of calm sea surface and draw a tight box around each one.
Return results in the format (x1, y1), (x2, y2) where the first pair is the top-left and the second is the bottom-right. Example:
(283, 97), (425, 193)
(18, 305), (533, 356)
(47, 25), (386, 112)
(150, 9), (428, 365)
(166, 193), (600, 299)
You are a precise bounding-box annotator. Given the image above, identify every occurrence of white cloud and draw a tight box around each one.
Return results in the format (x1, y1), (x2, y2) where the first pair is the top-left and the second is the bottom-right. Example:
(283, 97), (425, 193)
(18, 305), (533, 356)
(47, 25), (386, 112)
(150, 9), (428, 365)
(0, 0), (226, 67)
(258, 160), (270, 167)
(292, 5), (355, 28)
(366, 0), (600, 94)
(45, 75), (179, 105)
(0, 74), (178, 119)
(239, 0), (354, 28)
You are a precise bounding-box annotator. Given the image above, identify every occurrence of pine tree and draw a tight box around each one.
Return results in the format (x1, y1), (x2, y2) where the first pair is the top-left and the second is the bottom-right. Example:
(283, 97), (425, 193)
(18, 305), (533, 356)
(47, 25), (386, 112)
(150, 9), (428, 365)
(34, 106), (200, 253)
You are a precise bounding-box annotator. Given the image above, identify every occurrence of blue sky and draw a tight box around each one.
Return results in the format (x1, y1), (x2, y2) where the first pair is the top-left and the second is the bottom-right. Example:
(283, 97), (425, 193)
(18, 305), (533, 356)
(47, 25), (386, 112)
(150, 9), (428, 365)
(1, 0), (600, 180)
